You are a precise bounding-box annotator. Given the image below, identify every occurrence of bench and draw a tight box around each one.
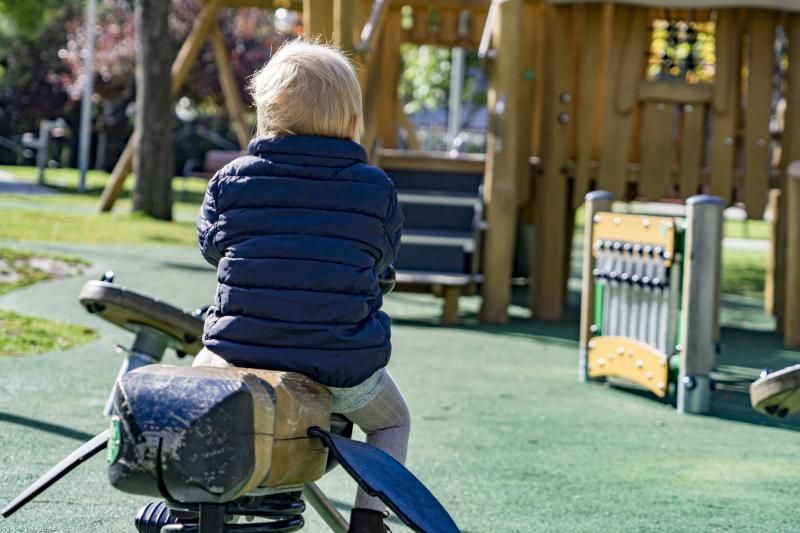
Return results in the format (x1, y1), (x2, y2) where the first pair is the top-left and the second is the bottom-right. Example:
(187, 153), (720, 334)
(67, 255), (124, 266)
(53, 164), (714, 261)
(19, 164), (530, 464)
(376, 149), (486, 325)
(179, 150), (244, 197)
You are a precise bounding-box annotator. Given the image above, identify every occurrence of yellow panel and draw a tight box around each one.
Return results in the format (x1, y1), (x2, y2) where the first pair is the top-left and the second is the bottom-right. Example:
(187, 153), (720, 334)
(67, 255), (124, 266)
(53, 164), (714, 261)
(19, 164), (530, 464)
(591, 212), (677, 267)
(588, 335), (670, 397)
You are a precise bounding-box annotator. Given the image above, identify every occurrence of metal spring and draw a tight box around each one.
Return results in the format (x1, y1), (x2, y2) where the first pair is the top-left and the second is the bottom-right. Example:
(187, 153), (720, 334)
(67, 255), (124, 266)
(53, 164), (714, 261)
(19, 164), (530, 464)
(135, 496), (306, 533)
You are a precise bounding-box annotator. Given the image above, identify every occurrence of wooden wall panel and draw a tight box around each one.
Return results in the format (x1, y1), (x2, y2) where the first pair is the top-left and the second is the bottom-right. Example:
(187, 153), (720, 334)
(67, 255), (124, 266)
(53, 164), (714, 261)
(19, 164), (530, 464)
(530, 4), (575, 320)
(573, 3), (607, 206)
(596, 5), (649, 198)
(743, 10), (776, 219)
(679, 103), (706, 196)
(639, 101), (673, 199)
(709, 9), (741, 202)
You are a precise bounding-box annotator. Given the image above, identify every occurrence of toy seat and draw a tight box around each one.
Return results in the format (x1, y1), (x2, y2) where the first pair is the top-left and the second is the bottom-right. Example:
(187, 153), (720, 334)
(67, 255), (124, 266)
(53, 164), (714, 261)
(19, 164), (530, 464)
(749, 364), (800, 419)
(109, 364), (332, 503)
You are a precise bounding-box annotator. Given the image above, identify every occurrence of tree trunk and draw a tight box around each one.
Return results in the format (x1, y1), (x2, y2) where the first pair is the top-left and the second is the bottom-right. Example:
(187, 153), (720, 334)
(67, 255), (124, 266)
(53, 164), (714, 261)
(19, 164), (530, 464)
(132, 0), (174, 220)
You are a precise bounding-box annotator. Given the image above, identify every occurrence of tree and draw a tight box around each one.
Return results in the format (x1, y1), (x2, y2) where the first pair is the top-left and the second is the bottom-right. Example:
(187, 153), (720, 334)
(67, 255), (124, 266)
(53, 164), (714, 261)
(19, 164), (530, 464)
(132, 0), (174, 220)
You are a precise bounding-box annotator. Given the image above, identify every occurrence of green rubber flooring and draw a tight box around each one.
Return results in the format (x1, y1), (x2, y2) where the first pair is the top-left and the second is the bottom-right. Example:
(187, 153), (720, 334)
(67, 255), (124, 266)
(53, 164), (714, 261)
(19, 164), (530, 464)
(1, 241), (798, 532)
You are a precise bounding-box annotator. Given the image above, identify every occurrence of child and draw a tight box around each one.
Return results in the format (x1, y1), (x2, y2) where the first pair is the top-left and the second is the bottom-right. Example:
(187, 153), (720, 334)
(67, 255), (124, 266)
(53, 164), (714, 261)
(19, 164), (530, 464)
(195, 40), (408, 533)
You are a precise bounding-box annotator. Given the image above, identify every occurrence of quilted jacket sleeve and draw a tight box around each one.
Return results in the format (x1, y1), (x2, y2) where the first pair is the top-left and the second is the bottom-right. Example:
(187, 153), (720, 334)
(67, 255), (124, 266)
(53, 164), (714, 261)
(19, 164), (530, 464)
(377, 188), (404, 274)
(197, 173), (223, 266)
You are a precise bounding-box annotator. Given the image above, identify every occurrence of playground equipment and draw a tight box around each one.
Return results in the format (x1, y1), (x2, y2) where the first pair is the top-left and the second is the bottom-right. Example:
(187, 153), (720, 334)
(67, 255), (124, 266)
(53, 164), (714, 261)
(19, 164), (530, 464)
(579, 191), (724, 415)
(377, 150), (485, 324)
(92, 0), (800, 346)
(79, 273), (205, 415)
(750, 364), (800, 419)
(2, 270), (459, 532)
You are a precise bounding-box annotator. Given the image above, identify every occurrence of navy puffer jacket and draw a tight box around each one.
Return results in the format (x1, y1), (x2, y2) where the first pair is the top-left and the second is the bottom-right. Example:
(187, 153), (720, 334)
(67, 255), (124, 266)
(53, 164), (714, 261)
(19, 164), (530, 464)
(197, 135), (403, 387)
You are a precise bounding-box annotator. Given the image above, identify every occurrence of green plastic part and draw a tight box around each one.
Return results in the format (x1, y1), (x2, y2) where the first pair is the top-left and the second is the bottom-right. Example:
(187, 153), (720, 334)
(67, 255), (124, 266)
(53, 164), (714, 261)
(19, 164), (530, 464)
(593, 283), (604, 336)
(107, 416), (122, 465)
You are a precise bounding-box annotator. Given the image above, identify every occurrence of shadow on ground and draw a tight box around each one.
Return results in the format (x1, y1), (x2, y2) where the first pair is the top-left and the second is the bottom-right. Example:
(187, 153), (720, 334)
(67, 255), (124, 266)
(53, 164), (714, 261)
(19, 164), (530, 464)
(0, 412), (95, 442)
(393, 286), (800, 431)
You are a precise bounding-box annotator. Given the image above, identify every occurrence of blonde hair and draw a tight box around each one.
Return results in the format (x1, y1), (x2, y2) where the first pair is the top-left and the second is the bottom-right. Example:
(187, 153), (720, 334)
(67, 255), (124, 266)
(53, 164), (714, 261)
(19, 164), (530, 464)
(249, 39), (363, 140)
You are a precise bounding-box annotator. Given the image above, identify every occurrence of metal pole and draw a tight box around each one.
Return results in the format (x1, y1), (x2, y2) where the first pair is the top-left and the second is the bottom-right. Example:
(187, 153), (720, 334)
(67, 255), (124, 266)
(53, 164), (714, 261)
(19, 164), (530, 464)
(303, 482), (348, 533)
(579, 190), (613, 382)
(78, 0), (97, 193)
(677, 195), (723, 414)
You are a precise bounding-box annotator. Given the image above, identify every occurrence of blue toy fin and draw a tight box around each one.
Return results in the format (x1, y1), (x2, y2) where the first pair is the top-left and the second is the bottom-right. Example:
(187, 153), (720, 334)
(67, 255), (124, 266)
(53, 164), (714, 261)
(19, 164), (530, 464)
(308, 427), (460, 533)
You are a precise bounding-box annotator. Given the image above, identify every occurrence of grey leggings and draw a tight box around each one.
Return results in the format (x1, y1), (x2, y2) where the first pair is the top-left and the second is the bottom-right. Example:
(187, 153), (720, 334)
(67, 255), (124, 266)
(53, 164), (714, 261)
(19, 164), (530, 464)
(193, 349), (411, 513)
(340, 373), (411, 512)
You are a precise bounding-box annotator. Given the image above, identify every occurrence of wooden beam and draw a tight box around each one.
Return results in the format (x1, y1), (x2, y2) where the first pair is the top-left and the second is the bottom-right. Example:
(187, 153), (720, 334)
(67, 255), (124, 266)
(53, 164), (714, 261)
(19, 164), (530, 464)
(573, 3), (606, 207)
(709, 9), (741, 202)
(356, 0), (389, 53)
(303, 0), (334, 41)
(99, 0), (223, 212)
(780, 14), (800, 341)
(785, 162), (800, 347)
(333, 0), (355, 50)
(480, 0), (523, 324)
(596, 5), (649, 198)
(530, 3), (574, 320)
(515, 0), (539, 206)
(639, 101), (673, 200)
(209, 24), (251, 149)
(377, 149), (485, 173)
(441, 286), (461, 325)
(679, 102), (706, 197)
(764, 189), (783, 320)
(375, 8), (403, 149)
(743, 10), (775, 219)
(637, 81), (713, 104)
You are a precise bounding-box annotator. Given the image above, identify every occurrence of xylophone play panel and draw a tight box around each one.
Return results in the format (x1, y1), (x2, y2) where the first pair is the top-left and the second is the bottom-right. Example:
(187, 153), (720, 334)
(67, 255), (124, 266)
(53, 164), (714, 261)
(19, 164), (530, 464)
(591, 212), (677, 267)
(587, 336), (670, 397)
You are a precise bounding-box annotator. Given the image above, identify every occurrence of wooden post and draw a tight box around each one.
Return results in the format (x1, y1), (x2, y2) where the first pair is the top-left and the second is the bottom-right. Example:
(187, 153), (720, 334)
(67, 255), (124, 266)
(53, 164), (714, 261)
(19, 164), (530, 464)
(764, 189), (783, 320)
(333, 0), (355, 51)
(374, 8), (402, 149)
(743, 10), (775, 219)
(785, 162), (800, 348)
(98, 0), (222, 212)
(572, 3), (606, 207)
(678, 195), (723, 415)
(596, 5), (649, 199)
(779, 14), (800, 339)
(303, 0), (334, 40)
(209, 24), (251, 150)
(709, 9), (741, 202)
(579, 190), (613, 382)
(441, 286), (461, 326)
(479, 0), (523, 324)
(529, 4), (574, 320)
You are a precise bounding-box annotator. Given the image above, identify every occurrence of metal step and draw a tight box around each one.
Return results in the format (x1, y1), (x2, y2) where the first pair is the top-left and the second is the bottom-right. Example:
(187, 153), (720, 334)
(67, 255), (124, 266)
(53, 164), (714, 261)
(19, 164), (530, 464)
(394, 242), (469, 274)
(386, 169), (482, 195)
(400, 202), (478, 234)
(401, 231), (475, 253)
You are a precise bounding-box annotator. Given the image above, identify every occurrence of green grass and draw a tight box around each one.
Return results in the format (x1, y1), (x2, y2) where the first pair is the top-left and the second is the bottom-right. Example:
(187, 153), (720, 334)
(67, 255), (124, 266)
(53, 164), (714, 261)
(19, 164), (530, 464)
(1, 207), (197, 247)
(0, 308), (97, 356)
(722, 249), (768, 299)
(0, 165), (200, 247)
(0, 247), (88, 296)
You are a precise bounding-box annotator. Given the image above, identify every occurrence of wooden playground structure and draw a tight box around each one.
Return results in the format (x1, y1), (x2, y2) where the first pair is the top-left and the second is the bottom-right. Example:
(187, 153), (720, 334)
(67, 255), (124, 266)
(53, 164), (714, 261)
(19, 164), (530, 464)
(98, 0), (800, 346)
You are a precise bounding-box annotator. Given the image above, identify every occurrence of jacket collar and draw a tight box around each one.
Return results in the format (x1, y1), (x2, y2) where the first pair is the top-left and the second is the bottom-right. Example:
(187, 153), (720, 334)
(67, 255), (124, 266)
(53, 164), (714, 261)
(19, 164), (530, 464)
(248, 135), (367, 163)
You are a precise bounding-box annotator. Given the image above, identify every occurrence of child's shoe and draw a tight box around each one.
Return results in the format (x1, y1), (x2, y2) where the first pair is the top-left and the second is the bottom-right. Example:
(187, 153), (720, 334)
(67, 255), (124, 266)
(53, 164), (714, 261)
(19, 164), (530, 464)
(348, 508), (391, 533)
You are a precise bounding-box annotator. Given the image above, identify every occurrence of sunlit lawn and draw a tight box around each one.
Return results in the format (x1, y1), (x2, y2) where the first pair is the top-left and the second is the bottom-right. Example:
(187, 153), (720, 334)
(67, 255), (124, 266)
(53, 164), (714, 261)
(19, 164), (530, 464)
(1, 165), (200, 246)
(1, 165), (772, 298)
